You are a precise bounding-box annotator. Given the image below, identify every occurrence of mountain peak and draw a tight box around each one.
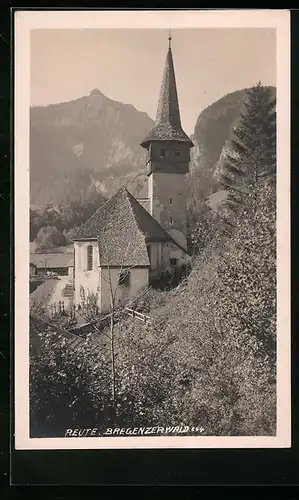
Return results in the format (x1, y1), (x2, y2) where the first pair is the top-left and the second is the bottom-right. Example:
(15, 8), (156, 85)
(30, 88), (154, 207)
(90, 88), (104, 97)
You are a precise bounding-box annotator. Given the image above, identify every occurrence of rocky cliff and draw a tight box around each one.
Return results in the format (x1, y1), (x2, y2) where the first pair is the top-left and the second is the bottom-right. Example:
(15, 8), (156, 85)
(30, 86), (276, 207)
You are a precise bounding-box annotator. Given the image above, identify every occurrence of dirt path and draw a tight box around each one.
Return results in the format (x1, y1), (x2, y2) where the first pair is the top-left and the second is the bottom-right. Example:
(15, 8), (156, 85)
(48, 276), (73, 310)
(30, 278), (58, 308)
(30, 276), (73, 311)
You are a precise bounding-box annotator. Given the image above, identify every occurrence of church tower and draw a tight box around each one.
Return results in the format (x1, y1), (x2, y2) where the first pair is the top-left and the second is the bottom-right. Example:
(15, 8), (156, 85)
(140, 35), (193, 251)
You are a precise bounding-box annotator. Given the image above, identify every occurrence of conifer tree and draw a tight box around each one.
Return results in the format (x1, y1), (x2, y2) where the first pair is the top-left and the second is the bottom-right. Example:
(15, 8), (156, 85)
(218, 82), (276, 225)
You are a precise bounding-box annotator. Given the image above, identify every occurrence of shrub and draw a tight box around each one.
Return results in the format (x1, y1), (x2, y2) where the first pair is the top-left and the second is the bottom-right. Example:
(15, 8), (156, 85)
(30, 326), (112, 437)
(35, 225), (67, 250)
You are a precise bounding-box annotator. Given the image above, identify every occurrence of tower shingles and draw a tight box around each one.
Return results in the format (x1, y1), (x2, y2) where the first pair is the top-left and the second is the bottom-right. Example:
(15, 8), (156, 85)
(141, 47), (193, 148)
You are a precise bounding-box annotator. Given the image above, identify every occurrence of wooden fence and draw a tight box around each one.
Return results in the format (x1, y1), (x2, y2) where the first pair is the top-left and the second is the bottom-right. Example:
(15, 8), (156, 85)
(124, 308), (151, 324)
(49, 301), (66, 317)
(48, 301), (99, 320)
(44, 299), (152, 339)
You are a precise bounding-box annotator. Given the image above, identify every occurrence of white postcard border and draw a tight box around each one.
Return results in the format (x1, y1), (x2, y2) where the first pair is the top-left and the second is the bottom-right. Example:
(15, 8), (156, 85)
(14, 9), (291, 450)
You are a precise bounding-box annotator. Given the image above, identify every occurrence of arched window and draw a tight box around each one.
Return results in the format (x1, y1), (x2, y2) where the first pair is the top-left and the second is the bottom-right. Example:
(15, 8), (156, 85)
(87, 245), (93, 271)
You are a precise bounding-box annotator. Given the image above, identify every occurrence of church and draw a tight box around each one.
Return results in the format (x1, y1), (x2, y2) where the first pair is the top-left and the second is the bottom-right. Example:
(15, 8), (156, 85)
(72, 36), (194, 312)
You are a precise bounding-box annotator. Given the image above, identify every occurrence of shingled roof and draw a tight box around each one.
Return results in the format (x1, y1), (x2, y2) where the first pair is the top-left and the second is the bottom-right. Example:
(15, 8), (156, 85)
(72, 186), (187, 267)
(140, 45), (193, 149)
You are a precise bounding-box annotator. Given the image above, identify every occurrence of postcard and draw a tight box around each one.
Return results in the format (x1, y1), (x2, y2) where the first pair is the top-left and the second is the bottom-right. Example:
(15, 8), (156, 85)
(14, 9), (291, 449)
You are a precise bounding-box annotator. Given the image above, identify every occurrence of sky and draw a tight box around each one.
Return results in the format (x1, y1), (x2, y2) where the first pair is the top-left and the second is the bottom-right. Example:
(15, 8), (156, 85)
(30, 28), (276, 135)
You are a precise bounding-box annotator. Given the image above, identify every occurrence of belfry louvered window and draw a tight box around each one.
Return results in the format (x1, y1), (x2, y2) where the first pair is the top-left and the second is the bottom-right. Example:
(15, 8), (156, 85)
(87, 245), (93, 271)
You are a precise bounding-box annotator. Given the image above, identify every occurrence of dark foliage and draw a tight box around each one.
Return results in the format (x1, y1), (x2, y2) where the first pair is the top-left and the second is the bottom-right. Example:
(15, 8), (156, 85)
(30, 190), (106, 242)
(218, 82), (276, 225)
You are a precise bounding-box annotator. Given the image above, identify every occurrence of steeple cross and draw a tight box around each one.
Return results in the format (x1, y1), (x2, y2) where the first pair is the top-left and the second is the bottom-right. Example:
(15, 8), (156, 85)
(168, 29), (172, 48)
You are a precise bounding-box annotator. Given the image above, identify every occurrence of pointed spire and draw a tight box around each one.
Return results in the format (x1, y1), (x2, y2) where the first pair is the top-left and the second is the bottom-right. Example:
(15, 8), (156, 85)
(141, 34), (193, 149)
(155, 38), (182, 130)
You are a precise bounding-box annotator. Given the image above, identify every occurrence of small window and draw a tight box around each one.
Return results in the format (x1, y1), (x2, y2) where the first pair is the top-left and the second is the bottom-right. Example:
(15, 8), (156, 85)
(170, 217), (173, 224)
(175, 148), (181, 157)
(160, 148), (166, 158)
(119, 268), (130, 287)
(170, 258), (178, 266)
(169, 198), (173, 205)
(87, 245), (93, 271)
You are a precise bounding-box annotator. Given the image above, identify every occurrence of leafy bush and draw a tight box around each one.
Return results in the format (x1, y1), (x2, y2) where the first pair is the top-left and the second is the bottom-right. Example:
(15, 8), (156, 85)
(30, 192), (106, 243)
(30, 327), (113, 437)
(132, 287), (169, 314)
(35, 225), (67, 250)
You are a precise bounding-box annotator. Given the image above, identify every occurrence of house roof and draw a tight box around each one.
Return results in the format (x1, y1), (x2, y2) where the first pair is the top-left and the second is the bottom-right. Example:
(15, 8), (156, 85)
(72, 186), (188, 266)
(30, 253), (73, 269)
(140, 46), (193, 149)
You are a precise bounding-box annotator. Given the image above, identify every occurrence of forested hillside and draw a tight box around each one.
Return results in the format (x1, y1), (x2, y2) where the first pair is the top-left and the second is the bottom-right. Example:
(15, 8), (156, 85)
(30, 189), (106, 248)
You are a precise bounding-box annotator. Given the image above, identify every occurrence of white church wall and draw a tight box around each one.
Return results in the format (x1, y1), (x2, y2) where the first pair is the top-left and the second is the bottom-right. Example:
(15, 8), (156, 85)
(161, 242), (170, 267)
(148, 242), (161, 269)
(100, 267), (149, 313)
(74, 240), (100, 305)
(148, 172), (188, 251)
(148, 241), (187, 271)
(68, 265), (74, 280)
(169, 242), (190, 266)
